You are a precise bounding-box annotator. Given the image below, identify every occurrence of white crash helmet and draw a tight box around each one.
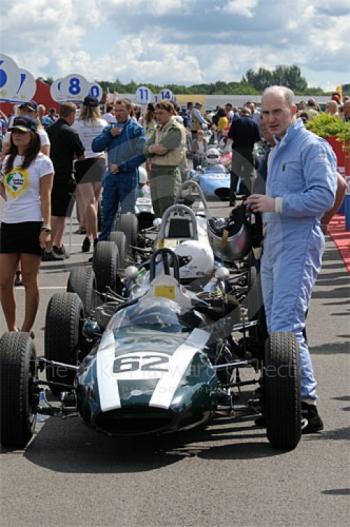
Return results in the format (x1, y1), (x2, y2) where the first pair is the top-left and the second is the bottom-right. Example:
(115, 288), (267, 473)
(206, 147), (220, 165)
(174, 240), (215, 280)
(138, 166), (148, 185)
(207, 208), (252, 262)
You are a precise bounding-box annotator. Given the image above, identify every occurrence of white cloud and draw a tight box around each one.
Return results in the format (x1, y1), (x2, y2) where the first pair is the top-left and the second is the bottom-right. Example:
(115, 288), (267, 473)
(223, 0), (258, 17)
(78, 33), (202, 84)
(103, 0), (188, 16)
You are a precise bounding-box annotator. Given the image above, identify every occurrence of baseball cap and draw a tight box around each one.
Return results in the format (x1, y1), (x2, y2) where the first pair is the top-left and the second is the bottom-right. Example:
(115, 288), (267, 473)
(9, 116), (38, 133)
(19, 100), (38, 112)
(83, 95), (99, 107)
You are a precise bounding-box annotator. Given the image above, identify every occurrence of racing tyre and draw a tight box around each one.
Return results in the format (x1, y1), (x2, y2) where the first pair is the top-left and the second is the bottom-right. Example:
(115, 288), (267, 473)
(93, 241), (117, 293)
(243, 253), (267, 359)
(1, 332), (38, 448)
(264, 332), (301, 450)
(116, 213), (138, 252)
(109, 231), (127, 270)
(245, 254), (261, 320)
(45, 292), (83, 396)
(67, 266), (96, 316)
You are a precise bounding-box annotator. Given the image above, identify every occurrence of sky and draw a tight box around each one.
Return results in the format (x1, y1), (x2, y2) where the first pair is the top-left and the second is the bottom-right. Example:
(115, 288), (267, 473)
(1, 0), (349, 91)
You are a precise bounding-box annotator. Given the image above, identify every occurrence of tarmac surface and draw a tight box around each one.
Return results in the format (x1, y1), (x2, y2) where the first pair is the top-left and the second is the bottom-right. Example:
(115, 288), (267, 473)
(0, 202), (349, 527)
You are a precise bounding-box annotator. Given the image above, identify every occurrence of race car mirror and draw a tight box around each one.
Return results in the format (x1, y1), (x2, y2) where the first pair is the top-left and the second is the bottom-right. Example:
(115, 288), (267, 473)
(215, 267), (230, 281)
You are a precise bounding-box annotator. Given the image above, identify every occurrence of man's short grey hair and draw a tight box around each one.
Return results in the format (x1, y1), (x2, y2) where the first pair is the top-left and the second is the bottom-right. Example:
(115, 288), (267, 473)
(262, 86), (295, 108)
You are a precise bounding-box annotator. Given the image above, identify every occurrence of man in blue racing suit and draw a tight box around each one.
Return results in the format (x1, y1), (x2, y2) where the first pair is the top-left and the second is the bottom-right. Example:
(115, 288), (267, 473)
(246, 86), (337, 433)
(92, 99), (146, 241)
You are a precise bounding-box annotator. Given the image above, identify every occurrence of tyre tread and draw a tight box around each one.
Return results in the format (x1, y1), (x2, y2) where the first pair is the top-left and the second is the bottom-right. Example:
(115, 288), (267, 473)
(265, 332), (301, 450)
(93, 241), (117, 292)
(44, 292), (82, 395)
(0, 332), (36, 448)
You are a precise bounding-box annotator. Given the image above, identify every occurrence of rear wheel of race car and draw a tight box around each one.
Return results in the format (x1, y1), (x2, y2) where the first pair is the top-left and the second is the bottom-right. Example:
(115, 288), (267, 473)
(67, 266), (96, 316)
(93, 240), (117, 293)
(264, 332), (301, 450)
(109, 231), (127, 270)
(0, 332), (38, 448)
(116, 213), (138, 253)
(245, 254), (260, 319)
(241, 252), (267, 360)
(45, 292), (83, 397)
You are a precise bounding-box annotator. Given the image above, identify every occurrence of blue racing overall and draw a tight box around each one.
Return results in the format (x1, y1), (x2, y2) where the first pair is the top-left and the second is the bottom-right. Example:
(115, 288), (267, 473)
(262, 119), (337, 401)
(92, 118), (146, 240)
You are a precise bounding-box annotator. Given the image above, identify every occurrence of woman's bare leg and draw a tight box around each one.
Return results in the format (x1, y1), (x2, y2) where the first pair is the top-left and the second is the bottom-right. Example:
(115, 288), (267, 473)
(80, 182), (101, 240)
(0, 253), (20, 330)
(20, 253), (41, 332)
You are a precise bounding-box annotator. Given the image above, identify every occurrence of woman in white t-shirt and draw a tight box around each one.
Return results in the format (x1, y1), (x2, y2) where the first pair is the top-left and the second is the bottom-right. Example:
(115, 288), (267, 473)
(0, 116), (54, 335)
(73, 96), (107, 252)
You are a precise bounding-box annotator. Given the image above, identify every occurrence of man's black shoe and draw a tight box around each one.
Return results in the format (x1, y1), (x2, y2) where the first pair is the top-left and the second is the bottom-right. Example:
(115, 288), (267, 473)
(301, 402), (324, 433)
(42, 250), (65, 261)
(254, 402), (323, 433)
(53, 245), (69, 259)
(254, 414), (266, 427)
(81, 237), (91, 253)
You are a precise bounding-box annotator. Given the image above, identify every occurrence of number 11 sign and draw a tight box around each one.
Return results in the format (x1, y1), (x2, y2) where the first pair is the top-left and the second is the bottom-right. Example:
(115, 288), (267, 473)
(136, 86), (153, 105)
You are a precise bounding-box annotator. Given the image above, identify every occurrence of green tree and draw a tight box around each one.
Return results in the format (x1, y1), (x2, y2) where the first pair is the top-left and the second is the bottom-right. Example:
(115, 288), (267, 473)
(272, 65), (307, 92)
(95, 68), (325, 97)
(243, 65), (309, 93)
(244, 68), (273, 91)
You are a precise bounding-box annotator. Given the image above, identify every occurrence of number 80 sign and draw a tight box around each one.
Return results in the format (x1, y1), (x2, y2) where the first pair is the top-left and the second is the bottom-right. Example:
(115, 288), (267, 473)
(61, 74), (90, 102)
(51, 75), (103, 103)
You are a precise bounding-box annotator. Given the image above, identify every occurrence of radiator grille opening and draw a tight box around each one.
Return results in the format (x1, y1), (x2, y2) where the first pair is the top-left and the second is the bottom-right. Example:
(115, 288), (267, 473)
(95, 406), (175, 435)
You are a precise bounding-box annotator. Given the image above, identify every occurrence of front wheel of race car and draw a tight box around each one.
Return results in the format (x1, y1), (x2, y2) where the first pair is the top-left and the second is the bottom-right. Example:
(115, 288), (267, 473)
(115, 213), (138, 255)
(67, 266), (96, 316)
(264, 332), (301, 450)
(109, 231), (127, 270)
(0, 332), (38, 448)
(93, 240), (118, 293)
(45, 292), (83, 397)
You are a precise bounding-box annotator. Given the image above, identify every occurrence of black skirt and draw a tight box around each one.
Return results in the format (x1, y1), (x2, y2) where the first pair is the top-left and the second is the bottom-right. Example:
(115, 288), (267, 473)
(0, 222), (42, 255)
(74, 157), (106, 184)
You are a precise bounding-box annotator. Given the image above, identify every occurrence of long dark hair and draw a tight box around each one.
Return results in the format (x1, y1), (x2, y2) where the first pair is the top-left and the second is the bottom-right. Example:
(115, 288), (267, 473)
(144, 103), (155, 125)
(3, 132), (41, 174)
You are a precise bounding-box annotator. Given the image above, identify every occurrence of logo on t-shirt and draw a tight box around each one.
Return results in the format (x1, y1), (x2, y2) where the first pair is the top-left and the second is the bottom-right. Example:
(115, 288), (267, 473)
(4, 166), (30, 199)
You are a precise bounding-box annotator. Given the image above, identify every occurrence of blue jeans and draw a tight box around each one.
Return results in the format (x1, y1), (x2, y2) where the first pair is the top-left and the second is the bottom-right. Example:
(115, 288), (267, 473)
(99, 171), (137, 241)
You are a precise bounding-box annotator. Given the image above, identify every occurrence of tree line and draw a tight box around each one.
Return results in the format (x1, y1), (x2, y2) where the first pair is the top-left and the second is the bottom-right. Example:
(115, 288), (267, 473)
(41, 65), (329, 96)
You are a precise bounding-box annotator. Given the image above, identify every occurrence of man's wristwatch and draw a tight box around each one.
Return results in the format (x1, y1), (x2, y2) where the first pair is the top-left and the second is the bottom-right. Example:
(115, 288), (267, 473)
(40, 225), (52, 233)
